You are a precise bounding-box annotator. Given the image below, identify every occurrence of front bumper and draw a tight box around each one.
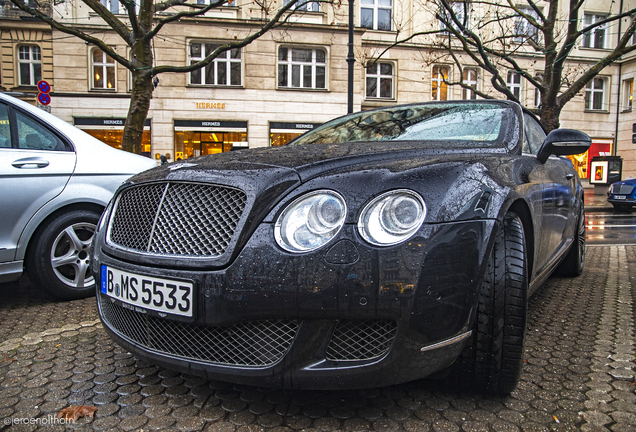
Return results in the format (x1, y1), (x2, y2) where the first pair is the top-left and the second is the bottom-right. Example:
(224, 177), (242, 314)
(93, 219), (496, 389)
(607, 194), (636, 206)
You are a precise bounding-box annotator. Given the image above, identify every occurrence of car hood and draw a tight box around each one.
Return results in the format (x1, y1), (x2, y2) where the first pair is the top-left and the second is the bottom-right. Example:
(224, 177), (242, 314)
(129, 141), (508, 184)
(611, 178), (636, 186)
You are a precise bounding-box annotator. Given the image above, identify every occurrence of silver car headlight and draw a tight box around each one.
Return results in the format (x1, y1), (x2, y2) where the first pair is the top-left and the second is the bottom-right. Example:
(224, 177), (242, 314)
(358, 190), (426, 246)
(275, 190), (347, 253)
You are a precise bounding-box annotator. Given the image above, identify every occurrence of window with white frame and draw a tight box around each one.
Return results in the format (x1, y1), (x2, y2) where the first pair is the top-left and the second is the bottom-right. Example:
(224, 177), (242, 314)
(197, 0), (236, 5)
(514, 7), (540, 43)
(585, 78), (606, 110)
(285, 0), (319, 11)
(91, 48), (116, 90)
(439, 2), (470, 33)
(18, 45), (41, 86)
(432, 66), (449, 101)
(623, 78), (633, 111)
(361, 0), (392, 31)
(190, 43), (242, 86)
(582, 14), (607, 49)
(100, 0), (140, 13)
(278, 47), (326, 89)
(506, 71), (522, 99)
(462, 68), (477, 99)
(366, 62), (393, 99)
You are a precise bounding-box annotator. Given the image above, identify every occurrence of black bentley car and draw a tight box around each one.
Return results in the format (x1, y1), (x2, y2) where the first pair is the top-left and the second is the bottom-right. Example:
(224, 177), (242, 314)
(91, 101), (590, 394)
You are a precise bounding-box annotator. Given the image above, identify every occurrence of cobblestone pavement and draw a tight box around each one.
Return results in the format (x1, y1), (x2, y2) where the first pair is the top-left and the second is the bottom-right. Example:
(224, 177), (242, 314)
(1, 246), (635, 432)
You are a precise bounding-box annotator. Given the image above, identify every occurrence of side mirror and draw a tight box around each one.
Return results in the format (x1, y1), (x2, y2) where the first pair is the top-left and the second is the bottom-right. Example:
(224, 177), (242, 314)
(537, 129), (591, 164)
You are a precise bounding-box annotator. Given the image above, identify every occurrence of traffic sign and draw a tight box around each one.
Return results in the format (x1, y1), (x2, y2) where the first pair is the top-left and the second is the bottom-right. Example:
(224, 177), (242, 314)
(37, 80), (50, 94)
(38, 93), (51, 106)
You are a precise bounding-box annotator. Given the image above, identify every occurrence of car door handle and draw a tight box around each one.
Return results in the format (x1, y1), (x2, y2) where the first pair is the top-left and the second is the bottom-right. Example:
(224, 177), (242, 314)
(12, 157), (50, 169)
(565, 173), (574, 180)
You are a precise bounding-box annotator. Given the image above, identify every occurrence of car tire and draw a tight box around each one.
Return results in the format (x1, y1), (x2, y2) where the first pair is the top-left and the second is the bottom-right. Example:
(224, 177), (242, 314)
(450, 212), (527, 395)
(555, 205), (585, 277)
(612, 204), (632, 212)
(27, 209), (100, 300)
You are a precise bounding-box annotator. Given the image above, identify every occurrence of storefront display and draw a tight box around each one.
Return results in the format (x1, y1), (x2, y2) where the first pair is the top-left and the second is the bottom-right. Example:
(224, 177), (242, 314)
(566, 138), (613, 179)
(174, 120), (248, 159)
(74, 117), (151, 157)
(270, 122), (322, 146)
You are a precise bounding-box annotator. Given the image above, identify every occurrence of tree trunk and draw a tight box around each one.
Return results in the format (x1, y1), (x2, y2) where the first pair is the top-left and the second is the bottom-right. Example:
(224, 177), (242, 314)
(538, 103), (562, 133)
(122, 69), (153, 154)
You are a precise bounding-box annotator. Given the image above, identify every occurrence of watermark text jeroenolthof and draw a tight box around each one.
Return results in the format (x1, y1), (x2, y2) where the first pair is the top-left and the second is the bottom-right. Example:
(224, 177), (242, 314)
(4, 415), (73, 426)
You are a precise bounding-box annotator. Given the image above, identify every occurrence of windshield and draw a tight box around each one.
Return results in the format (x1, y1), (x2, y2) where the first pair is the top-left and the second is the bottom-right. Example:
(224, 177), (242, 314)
(289, 102), (511, 148)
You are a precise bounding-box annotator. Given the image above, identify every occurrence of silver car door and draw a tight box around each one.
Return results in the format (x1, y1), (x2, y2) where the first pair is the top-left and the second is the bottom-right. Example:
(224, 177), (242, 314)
(0, 103), (76, 263)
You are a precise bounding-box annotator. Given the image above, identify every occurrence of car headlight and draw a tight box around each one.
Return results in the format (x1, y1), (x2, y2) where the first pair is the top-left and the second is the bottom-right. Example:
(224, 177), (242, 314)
(358, 190), (426, 246)
(275, 190), (347, 253)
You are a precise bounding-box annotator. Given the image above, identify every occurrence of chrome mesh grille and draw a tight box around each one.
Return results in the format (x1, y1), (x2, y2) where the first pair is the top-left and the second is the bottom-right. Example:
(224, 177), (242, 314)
(326, 319), (397, 361)
(99, 297), (298, 367)
(613, 184), (634, 195)
(108, 182), (247, 257)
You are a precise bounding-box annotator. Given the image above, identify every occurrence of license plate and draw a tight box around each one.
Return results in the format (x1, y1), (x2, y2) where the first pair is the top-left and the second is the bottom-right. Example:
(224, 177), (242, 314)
(614, 195), (626, 200)
(101, 265), (193, 317)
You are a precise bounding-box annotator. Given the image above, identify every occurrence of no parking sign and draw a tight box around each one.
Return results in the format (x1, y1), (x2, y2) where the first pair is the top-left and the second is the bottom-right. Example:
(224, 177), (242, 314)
(37, 80), (51, 106)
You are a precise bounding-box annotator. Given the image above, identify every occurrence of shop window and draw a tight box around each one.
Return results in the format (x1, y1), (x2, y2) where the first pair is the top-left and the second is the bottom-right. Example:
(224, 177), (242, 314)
(506, 71), (522, 99)
(174, 131), (247, 159)
(271, 132), (301, 146)
(567, 140), (612, 179)
(439, 2), (469, 34)
(91, 48), (116, 90)
(513, 7), (540, 43)
(278, 47), (326, 89)
(582, 14), (607, 49)
(366, 62), (393, 99)
(585, 78), (606, 111)
(361, 0), (392, 31)
(190, 43), (242, 86)
(622, 78), (633, 111)
(462, 68), (477, 99)
(18, 45), (41, 86)
(431, 66), (448, 101)
(83, 129), (150, 154)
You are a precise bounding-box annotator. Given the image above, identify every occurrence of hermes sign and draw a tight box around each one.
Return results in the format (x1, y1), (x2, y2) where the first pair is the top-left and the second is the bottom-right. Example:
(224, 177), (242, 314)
(196, 102), (226, 109)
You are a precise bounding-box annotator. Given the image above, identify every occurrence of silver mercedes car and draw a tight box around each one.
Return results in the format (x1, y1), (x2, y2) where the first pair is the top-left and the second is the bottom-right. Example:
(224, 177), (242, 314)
(0, 93), (156, 299)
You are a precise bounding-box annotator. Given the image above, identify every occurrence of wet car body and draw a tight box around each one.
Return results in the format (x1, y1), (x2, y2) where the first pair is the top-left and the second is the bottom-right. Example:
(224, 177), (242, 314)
(92, 101), (590, 393)
(0, 93), (156, 299)
(607, 178), (636, 211)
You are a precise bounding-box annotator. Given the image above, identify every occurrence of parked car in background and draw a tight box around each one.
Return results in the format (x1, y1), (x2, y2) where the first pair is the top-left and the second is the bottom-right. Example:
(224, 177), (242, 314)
(0, 93), (156, 299)
(92, 100), (590, 394)
(607, 178), (636, 211)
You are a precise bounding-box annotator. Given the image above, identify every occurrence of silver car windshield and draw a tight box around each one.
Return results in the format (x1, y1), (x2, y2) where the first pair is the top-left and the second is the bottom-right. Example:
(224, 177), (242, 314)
(289, 103), (510, 148)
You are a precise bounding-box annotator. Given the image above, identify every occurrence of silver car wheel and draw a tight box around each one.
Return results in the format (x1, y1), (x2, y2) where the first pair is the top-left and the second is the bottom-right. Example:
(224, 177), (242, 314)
(50, 222), (96, 288)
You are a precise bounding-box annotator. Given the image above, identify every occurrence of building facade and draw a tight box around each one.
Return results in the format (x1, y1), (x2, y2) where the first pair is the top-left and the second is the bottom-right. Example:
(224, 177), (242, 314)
(3, 0), (636, 178)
